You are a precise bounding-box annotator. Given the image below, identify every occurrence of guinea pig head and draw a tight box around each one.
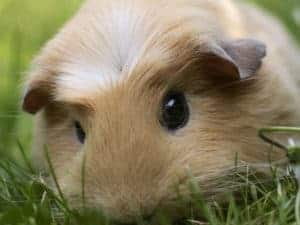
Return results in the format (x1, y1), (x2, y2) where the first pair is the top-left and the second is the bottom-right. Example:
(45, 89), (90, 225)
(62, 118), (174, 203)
(22, 9), (272, 223)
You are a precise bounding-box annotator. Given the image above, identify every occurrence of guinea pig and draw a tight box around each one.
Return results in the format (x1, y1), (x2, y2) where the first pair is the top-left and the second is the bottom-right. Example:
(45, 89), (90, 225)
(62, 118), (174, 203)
(22, 0), (300, 223)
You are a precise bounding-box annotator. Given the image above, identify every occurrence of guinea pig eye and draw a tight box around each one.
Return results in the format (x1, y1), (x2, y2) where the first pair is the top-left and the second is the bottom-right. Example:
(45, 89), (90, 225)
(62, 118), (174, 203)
(74, 121), (86, 144)
(160, 91), (189, 131)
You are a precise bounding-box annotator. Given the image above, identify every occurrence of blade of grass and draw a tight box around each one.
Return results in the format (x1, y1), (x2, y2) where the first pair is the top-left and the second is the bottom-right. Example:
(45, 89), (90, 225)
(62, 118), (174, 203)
(81, 152), (86, 209)
(17, 139), (35, 174)
(43, 146), (70, 213)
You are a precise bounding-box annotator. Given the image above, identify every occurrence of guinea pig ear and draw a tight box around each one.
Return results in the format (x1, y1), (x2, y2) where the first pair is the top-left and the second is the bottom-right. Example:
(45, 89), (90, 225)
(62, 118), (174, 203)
(201, 38), (267, 80)
(22, 72), (53, 114)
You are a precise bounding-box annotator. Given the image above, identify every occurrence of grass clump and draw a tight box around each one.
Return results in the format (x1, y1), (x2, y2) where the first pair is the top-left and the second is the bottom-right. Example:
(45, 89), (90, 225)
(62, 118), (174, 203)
(0, 129), (300, 225)
(0, 161), (298, 225)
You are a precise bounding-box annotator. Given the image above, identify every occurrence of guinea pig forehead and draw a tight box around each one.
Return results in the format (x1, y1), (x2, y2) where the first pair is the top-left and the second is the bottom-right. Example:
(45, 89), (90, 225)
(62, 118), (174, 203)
(52, 50), (184, 105)
(51, 36), (232, 105)
(127, 45), (203, 92)
(53, 62), (129, 104)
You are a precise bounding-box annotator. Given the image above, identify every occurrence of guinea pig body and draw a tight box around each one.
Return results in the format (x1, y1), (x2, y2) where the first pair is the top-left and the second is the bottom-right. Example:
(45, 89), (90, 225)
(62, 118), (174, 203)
(23, 0), (300, 222)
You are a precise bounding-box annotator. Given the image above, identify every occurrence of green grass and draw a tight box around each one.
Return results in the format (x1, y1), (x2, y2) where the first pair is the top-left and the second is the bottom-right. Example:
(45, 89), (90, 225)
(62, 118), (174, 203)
(0, 145), (300, 225)
(0, 0), (300, 224)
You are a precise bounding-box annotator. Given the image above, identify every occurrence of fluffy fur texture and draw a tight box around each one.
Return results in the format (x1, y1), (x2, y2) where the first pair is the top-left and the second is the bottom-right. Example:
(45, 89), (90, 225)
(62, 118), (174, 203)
(23, 0), (300, 222)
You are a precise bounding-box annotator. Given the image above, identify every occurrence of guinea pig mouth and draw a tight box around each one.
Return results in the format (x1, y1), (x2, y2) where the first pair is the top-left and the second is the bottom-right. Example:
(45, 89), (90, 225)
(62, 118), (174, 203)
(110, 215), (188, 225)
(73, 199), (195, 225)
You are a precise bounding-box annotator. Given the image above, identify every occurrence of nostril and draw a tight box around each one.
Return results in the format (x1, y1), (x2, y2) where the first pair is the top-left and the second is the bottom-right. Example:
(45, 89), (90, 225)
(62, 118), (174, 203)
(136, 213), (156, 225)
(115, 223), (135, 225)
(109, 196), (158, 225)
(142, 213), (154, 222)
(114, 213), (154, 225)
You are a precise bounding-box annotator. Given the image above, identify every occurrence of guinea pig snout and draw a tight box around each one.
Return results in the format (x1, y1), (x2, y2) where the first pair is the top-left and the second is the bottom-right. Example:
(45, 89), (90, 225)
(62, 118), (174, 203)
(100, 189), (159, 223)
(79, 129), (172, 223)
(83, 167), (166, 223)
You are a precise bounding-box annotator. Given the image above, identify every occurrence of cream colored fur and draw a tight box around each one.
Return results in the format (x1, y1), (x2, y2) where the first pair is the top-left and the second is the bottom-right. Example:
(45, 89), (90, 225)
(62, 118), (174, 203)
(24, 0), (300, 222)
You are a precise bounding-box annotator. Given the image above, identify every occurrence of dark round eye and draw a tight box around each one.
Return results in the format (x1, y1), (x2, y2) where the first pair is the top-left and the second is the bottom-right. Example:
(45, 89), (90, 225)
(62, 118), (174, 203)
(74, 121), (86, 144)
(160, 91), (189, 131)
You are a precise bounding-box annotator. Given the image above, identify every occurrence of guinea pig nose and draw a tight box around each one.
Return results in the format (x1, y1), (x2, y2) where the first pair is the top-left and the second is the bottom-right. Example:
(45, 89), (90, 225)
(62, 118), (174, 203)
(115, 222), (135, 225)
(142, 214), (153, 221)
(135, 214), (154, 225)
(113, 212), (155, 225)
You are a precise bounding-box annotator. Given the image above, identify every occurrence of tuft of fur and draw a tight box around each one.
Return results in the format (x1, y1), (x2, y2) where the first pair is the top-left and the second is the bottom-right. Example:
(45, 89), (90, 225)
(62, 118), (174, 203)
(23, 0), (300, 222)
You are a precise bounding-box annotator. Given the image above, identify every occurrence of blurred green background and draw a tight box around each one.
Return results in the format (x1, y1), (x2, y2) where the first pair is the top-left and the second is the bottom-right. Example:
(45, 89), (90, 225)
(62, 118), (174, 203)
(0, 0), (300, 160)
